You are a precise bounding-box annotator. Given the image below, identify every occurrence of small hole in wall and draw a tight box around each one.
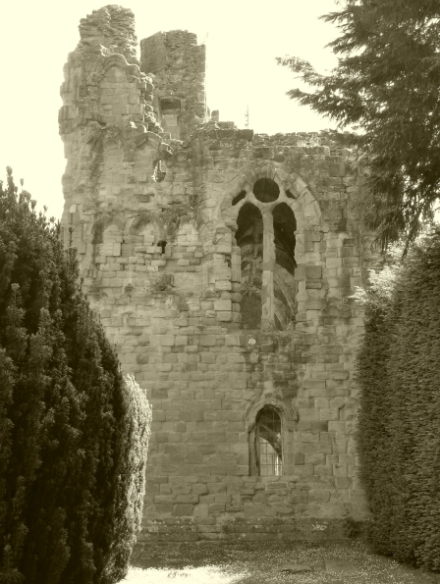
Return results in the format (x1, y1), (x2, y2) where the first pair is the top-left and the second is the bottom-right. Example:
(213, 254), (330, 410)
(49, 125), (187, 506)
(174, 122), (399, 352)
(160, 97), (182, 113)
(232, 190), (246, 206)
(285, 189), (297, 200)
(157, 240), (167, 254)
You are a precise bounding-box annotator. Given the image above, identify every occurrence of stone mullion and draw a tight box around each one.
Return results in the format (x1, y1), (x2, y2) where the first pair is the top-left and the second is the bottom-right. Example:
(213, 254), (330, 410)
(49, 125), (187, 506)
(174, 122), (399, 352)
(261, 211), (275, 328)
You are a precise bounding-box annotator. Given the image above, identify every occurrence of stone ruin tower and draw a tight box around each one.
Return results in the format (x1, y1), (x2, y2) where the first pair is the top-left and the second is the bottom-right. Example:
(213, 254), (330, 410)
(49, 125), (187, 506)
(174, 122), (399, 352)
(60, 5), (376, 546)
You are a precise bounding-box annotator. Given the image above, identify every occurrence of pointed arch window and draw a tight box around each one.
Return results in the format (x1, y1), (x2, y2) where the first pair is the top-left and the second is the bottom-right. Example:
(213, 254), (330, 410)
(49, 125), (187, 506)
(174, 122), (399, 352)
(233, 181), (297, 330)
(252, 406), (283, 476)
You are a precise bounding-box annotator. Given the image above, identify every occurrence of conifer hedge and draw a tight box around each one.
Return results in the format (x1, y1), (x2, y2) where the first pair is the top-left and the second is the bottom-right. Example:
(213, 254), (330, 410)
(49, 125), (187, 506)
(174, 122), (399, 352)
(0, 168), (151, 584)
(358, 232), (440, 570)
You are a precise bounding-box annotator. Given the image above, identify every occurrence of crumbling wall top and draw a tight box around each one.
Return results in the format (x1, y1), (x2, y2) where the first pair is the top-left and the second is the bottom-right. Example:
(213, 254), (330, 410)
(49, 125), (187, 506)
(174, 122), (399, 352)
(140, 30), (201, 76)
(78, 5), (138, 63)
(140, 29), (207, 140)
(190, 126), (358, 156)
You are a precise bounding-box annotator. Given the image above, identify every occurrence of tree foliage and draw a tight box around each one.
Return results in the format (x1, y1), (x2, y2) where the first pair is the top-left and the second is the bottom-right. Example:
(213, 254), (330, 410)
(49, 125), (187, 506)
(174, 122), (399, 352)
(0, 168), (151, 584)
(357, 232), (440, 569)
(278, 0), (440, 247)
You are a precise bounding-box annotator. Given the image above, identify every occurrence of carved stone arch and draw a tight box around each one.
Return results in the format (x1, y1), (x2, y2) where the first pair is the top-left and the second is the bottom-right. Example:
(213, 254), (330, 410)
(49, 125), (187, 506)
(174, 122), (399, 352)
(99, 54), (146, 129)
(91, 214), (125, 244)
(90, 217), (125, 258)
(101, 53), (142, 81)
(126, 213), (161, 247)
(245, 395), (297, 430)
(246, 397), (297, 476)
(215, 162), (323, 328)
(217, 162), (322, 244)
(103, 221), (124, 239)
(127, 213), (152, 234)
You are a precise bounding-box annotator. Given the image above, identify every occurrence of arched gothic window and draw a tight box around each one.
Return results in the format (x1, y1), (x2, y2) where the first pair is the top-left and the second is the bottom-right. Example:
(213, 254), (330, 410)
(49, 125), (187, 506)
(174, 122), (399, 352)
(250, 406), (283, 476)
(233, 181), (297, 331)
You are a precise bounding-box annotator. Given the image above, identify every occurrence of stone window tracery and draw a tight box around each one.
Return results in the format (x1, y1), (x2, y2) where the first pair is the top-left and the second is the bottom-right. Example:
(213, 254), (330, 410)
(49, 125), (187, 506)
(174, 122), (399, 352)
(253, 177), (280, 203)
(233, 179), (297, 330)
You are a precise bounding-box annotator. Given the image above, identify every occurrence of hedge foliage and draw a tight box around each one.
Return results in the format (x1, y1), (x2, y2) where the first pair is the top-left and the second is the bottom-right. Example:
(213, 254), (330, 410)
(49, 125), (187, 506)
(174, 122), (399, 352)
(358, 231), (440, 570)
(0, 168), (151, 584)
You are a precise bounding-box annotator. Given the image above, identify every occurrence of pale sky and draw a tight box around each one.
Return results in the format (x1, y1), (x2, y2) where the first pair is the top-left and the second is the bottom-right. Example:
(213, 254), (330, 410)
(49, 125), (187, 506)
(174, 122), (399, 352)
(0, 0), (339, 219)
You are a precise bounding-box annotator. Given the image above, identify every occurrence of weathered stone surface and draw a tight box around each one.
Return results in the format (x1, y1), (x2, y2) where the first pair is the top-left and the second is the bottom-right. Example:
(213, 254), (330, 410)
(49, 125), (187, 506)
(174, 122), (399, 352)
(60, 6), (379, 544)
(279, 564), (313, 573)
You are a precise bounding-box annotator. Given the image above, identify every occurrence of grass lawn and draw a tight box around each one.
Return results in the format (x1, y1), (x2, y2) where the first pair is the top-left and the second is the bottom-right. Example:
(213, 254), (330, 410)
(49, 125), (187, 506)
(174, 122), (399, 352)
(125, 540), (439, 584)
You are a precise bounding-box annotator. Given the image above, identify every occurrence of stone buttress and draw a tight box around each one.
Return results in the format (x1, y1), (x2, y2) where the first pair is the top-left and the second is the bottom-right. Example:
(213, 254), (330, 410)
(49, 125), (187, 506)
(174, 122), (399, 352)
(60, 6), (377, 545)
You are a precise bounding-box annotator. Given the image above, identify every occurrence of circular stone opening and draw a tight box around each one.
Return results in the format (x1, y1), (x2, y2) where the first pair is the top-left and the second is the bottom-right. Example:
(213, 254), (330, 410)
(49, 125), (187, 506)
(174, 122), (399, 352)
(253, 178), (280, 203)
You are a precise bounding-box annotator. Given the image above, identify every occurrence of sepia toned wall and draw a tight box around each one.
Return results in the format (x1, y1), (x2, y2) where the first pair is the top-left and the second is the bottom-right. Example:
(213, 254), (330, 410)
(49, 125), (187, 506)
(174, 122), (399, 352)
(60, 5), (377, 544)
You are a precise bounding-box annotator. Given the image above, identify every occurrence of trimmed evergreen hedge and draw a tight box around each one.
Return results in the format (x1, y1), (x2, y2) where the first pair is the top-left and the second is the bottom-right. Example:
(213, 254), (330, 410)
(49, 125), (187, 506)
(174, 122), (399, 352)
(0, 168), (151, 584)
(358, 231), (440, 570)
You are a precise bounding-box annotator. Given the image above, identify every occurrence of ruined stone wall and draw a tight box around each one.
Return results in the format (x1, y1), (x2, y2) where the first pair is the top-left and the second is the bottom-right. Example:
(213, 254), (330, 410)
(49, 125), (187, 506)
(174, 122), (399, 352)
(140, 31), (207, 140)
(60, 7), (377, 545)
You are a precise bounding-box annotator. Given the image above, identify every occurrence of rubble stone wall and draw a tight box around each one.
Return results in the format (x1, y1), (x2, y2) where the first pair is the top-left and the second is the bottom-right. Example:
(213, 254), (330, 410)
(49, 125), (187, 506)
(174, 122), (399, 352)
(140, 30), (207, 140)
(60, 6), (377, 544)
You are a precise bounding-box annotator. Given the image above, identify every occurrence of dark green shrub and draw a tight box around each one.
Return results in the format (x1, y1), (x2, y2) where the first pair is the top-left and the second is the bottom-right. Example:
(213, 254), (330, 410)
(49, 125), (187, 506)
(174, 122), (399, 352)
(0, 168), (151, 584)
(342, 517), (363, 539)
(357, 262), (397, 555)
(358, 233), (440, 570)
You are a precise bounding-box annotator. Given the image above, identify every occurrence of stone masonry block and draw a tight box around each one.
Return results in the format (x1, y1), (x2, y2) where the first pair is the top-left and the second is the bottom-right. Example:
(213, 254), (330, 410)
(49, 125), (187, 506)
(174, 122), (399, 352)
(173, 504), (195, 516)
(326, 258), (342, 268)
(214, 299), (232, 311)
(305, 265), (322, 279)
(193, 504), (209, 517)
(308, 489), (330, 503)
(217, 311), (232, 321)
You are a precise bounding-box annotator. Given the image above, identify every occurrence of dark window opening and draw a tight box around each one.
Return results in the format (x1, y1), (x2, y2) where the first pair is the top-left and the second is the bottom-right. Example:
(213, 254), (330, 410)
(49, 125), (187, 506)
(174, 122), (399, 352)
(272, 203), (296, 275)
(253, 178), (280, 203)
(232, 190), (246, 206)
(285, 189), (297, 200)
(157, 240), (167, 254)
(159, 97), (182, 113)
(255, 406), (283, 476)
(236, 203), (263, 329)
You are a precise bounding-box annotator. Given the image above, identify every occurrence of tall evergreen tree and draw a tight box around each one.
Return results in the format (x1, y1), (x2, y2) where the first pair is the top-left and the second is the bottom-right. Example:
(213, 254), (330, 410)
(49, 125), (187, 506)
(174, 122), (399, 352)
(279, 0), (440, 247)
(0, 168), (151, 584)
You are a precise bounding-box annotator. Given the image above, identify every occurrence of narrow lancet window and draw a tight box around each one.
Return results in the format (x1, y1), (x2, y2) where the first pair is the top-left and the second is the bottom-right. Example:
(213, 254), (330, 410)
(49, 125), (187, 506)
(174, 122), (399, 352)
(236, 203), (263, 329)
(272, 203), (296, 275)
(255, 406), (283, 476)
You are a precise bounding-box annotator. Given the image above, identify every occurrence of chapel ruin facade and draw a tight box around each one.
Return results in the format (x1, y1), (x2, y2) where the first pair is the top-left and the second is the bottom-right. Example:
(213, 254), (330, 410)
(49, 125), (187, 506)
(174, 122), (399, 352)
(60, 5), (376, 545)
